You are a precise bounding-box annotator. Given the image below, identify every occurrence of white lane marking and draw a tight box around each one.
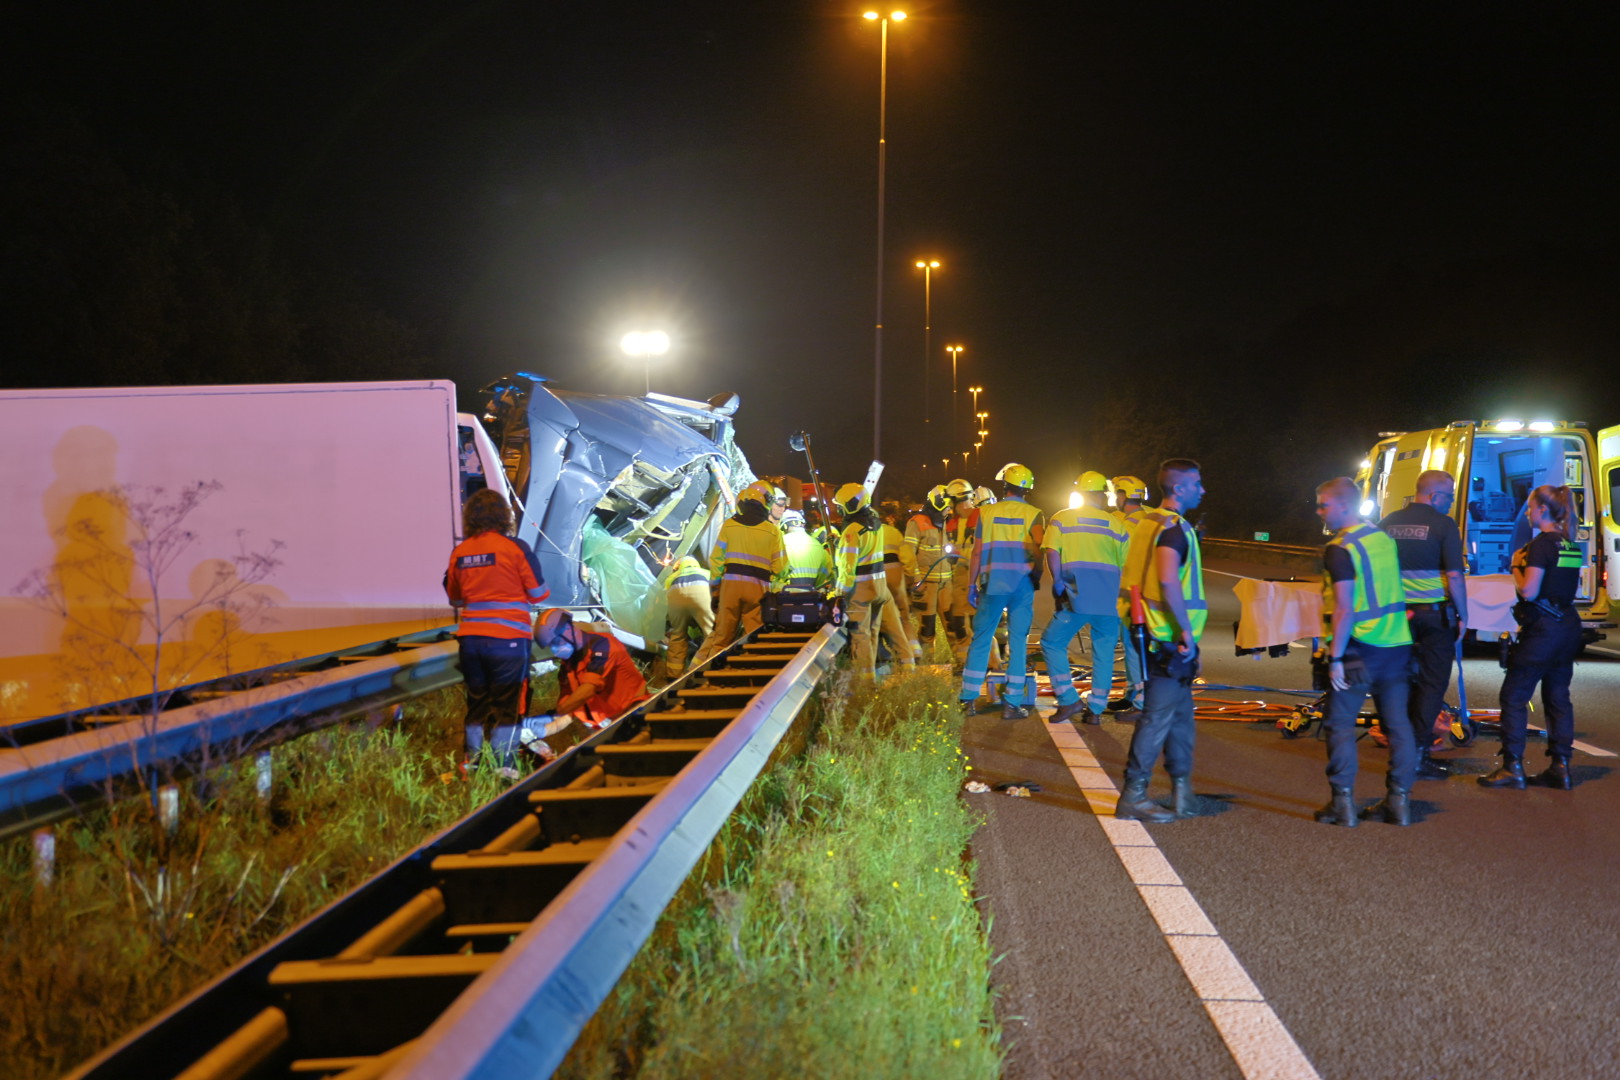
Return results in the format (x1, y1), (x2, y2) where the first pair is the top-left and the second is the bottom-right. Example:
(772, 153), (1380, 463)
(1585, 645), (1620, 660)
(1042, 723), (1323, 1080)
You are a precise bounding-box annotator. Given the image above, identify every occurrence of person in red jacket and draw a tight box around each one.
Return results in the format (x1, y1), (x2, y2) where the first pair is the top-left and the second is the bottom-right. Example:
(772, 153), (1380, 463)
(443, 489), (548, 763)
(534, 608), (650, 728)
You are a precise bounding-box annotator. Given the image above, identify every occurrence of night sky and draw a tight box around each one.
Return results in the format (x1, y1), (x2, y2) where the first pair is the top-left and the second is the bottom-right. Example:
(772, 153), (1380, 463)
(6, 1), (1619, 534)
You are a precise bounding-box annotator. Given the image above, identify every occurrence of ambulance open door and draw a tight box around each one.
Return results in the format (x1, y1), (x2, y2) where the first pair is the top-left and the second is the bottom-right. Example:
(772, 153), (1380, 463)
(1600, 425), (1620, 604)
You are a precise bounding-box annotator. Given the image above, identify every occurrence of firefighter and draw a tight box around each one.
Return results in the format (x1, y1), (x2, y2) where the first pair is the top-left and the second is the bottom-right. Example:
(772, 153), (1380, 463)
(837, 483), (916, 679)
(1109, 475), (1152, 714)
(1312, 477), (1416, 827)
(1041, 471), (1130, 724)
(959, 464), (1045, 720)
(781, 509), (833, 593)
(905, 486), (954, 657)
(663, 553), (714, 682)
(1116, 459), (1207, 823)
(1378, 469), (1469, 778)
(768, 484), (789, 527)
(443, 489), (549, 767)
(879, 500), (918, 651)
(535, 608), (650, 729)
(943, 478), (979, 660)
(690, 481), (788, 667)
(1480, 485), (1585, 790)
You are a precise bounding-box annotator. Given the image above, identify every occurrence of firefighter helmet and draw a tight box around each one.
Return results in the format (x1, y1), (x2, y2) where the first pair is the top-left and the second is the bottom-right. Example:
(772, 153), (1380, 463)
(975, 485), (997, 506)
(770, 485), (788, 506)
(781, 509), (805, 529)
(926, 485), (951, 513)
(945, 478), (974, 500)
(996, 463), (1035, 490)
(834, 482), (870, 516)
(738, 480), (774, 507)
(1076, 470), (1108, 491)
(1111, 475), (1149, 501)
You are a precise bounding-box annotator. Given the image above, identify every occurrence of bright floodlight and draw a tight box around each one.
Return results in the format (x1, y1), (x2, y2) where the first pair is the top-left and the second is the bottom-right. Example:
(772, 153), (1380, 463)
(1359, 499), (1376, 517)
(1067, 490), (1084, 510)
(863, 10), (879, 18)
(892, 10), (907, 19)
(621, 331), (670, 357)
(1494, 419), (1524, 432)
(1530, 420), (1556, 431)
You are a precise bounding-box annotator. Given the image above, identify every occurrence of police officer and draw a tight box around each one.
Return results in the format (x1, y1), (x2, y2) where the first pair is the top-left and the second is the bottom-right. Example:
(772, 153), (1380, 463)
(1480, 485), (1585, 790)
(663, 553), (714, 682)
(1312, 477), (1416, 827)
(1041, 471), (1130, 724)
(1378, 469), (1469, 778)
(905, 486), (954, 657)
(1109, 475), (1151, 715)
(691, 481), (787, 668)
(837, 483), (915, 679)
(535, 608), (650, 729)
(959, 464), (1044, 720)
(780, 509), (833, 593)
(1116, 459), (1208, 823)
(443, 489), (549, 767)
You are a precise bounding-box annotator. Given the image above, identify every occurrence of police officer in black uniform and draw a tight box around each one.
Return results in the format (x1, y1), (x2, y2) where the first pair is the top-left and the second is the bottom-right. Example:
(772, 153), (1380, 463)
(1378, 469), (1469, 778)
(1480, 485), (1586, 790)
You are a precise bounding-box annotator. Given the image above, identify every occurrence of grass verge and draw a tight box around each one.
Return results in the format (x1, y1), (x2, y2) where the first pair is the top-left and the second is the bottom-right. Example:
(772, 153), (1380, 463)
(558, 666), (1003, 1079)
(0, 689), (508, 1080)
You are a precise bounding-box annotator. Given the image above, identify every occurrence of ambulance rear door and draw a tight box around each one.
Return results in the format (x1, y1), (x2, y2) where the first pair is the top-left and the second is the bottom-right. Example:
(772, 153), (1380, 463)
(1600, 424), (1620, 604)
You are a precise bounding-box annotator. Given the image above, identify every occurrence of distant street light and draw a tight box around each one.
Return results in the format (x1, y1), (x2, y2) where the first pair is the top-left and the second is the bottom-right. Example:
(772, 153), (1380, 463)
(946, 345), (964, 454)
(620, 331), (670, 394)
(916, 259), (941, 441)
(969, 385), (983, 423)
(863, 9), (908, 462)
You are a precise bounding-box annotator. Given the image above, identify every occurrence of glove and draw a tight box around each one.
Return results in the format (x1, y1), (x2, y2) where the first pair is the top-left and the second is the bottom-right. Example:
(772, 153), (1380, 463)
(968, 582), (980, 608)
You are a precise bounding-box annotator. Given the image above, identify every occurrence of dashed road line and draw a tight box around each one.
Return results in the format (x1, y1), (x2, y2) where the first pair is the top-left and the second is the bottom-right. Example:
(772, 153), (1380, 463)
(1044, 723), (1322, 1080)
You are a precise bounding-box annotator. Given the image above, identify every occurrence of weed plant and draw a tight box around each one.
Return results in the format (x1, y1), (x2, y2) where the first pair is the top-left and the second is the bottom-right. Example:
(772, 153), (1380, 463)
(0, 688), (509, 1080)
(560, 667), (1003, 1080)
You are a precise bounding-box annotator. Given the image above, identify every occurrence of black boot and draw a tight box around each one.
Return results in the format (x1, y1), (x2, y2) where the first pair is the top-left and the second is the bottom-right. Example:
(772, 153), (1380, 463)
(1478, 753), (1527, 789)
(1048, 700), (1087, 724)
(1534, 754), (1574, 790)
(1414, 750), (1450, 780)
(1358, 787), (1411, 825)
(1314, 786), (1359, 827)
(1116, 779), (1174, 823)
(1168, 776), (1201, 819)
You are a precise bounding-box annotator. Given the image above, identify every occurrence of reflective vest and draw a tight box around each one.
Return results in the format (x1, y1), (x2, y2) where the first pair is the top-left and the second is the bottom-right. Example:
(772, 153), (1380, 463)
(709, 516), (787, 585)
(949, 508), (979, 565)
(1323, 524), (1411, 647)
(783, 530), (833, 592)
(1043, 505), (1129, 613)
(904, 513), (951, 583)
(838, 520), (887, 590)
(976, 498), (1045, 595)
(1123, 507), (1207, 643)
(667, 555), (707, 590)
(1380, 503), (1462, 604)
(444, 532), (549, 639)
(880, 523), (905, 567)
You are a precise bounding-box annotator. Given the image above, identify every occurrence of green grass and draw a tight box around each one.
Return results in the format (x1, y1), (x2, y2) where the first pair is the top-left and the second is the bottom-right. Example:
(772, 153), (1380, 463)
(558, 666), (1003, 1080)
(0, 689), (510, 1080)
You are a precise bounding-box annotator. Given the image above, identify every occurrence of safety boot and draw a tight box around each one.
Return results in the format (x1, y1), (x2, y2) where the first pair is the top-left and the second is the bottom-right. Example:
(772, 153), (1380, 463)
(1534, 753), (1574, 790)
(1478, 753), (1527, 789)
(1048, 701), (1087, 725)
(1115, 779), (1174, 823)
(1001, 702), (1031, 721)
(1313, 786), (1359, 827)
(1414, 750), (1450, 780)
(1358, 787), (1411, 825)
(1168, 776), (1201, 819)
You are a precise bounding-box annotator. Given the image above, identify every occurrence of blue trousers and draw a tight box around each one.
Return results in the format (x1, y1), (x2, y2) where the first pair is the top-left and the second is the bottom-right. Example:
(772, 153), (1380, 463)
(1323, 641), (1415, 790)
(960, 578), (1035, 705)
(1498, 609), (1582, 759)
(459, 634), (530, 754)
(1041, 608), (1120, 711)
(1124, 670), (1196, 785)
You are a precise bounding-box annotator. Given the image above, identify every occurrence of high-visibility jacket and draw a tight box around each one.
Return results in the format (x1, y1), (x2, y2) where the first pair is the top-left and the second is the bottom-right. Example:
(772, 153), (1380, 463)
(976, 497), (1045, 595)
(667, 555), (707, 590)
(1323, 524), (1411, 647)
(1043, 505), (1129, 613)
(904, 512), (951, 583)
(838, 520), (886, 592)
(1122, 507), (1207, 643)
(948, 508), (979, 566)
(444, 532), (549, 639)
(881, 523), (907, 571)
(783, 530), (833, 592)
(559, 629), (649, 725)
(709, 515), (787, 586)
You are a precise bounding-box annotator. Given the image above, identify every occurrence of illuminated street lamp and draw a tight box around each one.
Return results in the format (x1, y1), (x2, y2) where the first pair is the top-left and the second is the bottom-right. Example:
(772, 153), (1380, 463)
(620, 330), (670, 394)
(916, 259), (941, 436)
(968, 385), (983, 421)
(863, 9), (908, 461)
(946, 345), (964, 453)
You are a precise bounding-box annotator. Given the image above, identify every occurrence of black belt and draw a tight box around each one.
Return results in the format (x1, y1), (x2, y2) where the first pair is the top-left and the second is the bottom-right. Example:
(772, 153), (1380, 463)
(883, 552), (900, 564)
(855, 561), (884, 576)
(724, 563), (773, 581)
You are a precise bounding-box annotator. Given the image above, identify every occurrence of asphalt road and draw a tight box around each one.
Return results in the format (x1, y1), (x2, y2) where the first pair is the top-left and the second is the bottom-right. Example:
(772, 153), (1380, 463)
(964, 559), (1620, 1080)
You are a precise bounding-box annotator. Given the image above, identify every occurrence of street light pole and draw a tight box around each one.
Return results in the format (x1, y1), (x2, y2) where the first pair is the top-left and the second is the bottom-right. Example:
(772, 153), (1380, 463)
(946, 345), (964, 454)
(864, 10), (907, 462)
(915, 259), (940, 442)
(620, 331), (670, 395)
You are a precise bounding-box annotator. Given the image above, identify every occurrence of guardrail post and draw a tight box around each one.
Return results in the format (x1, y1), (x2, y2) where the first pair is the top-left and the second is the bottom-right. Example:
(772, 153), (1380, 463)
(256, 751), (273, 804)
(32, 827), (54, 889)
(159, 784), (180, 835)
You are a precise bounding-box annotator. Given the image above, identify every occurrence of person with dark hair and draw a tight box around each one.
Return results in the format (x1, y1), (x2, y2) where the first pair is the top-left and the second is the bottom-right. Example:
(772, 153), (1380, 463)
(443, 489), (548, 770)
(1313, 477), (1416, 827)
(1115, 459), (1207, 822)
(1481, 484), (1585, 790)
(1379, 469), (1469, 777)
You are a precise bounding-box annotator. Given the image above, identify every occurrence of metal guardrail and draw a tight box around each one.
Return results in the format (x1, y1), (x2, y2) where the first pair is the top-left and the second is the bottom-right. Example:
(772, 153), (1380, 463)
(1200, 536), (1321, 576)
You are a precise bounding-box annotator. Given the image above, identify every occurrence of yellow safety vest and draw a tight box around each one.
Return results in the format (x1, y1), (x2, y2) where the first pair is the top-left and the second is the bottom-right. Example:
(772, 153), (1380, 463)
(1043, 505), (1129, 613)
(667, 555), (706, 589)
(976, 498), (1045, 594)
(1323, 524), (1411, 647)
(783, 530), (832, 592)
(839, 520), (886, 590)
(1123, 507), (1207, 642)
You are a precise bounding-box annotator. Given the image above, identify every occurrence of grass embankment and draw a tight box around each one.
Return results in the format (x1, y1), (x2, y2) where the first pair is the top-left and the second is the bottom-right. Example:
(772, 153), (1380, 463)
(0, 689), (507, 1080)
(559, 667), (1003, 1080)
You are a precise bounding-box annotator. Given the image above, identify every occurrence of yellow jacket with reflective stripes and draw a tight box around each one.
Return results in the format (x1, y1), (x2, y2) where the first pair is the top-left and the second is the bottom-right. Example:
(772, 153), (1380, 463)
(667, 555), (707, 589)
(709, 516), (787, 586)
(1122, 507), (1207, 642)
(1043, 505), (1129, 613)
(783, 530), (833, 593)
(838, 519), (887, 591)
(1323, 524), (1411, 647)
(904, 513), (951, 583)
(880, 522), (911, 572)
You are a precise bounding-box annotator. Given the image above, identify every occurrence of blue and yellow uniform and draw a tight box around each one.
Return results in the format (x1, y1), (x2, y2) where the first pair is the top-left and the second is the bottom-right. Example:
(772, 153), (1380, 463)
(1040, 501), (1129, 717)
(959, 473), (1044, 710)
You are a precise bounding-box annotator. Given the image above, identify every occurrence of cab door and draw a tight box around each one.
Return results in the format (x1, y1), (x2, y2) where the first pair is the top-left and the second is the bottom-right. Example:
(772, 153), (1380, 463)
(1600, 424), (1620, 604)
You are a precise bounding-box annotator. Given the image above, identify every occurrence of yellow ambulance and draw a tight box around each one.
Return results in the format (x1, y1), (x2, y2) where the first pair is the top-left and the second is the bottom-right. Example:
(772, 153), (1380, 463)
(1356, 419), (1619, 638)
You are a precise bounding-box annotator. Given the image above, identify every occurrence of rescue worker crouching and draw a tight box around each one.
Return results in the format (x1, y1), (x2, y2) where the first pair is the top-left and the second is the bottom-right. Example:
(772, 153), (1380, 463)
(1109, 475), (1151, 714)
(837, 483), (916, 680)
(534, 608), (650, 731)
(904, 486), (955, 658)
(663, 553), (714, 683)
(958, 464), (1044, 720)
(690, 481), (788, 669)
(443, 489), (549, 772)
(1312, 477), (1417, 827)
(1041, 471), (1130, 725)
(1116, 459), (1208, 823)
(781, 509), (834, 593)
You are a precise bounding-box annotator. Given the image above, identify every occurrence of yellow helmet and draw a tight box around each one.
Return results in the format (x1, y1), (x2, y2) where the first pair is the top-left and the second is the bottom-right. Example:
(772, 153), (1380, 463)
(975, 485), (997, 506)
(1076, 470), (1108, 492)
(834, 482), (870, 516)
(1111, 475), (1149, 501)
(926, 484), (951, 512)
(945, 478), (974, 499)
(738, 480), (774, 506)
(996, 463), (1034, 490)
